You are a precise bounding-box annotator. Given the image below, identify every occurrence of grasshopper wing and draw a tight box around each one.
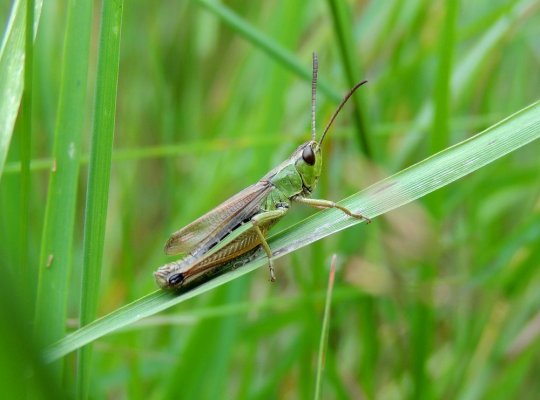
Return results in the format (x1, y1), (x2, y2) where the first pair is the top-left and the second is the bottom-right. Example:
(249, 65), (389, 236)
(164, 181), (272, 257)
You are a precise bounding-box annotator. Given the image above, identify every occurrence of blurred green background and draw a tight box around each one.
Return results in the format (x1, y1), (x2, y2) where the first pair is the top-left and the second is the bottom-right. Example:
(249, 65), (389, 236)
(1, 0), (540, 399)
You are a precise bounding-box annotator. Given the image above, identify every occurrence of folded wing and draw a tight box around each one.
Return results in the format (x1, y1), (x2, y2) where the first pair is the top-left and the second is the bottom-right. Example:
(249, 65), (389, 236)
(164, 181), (272, 258)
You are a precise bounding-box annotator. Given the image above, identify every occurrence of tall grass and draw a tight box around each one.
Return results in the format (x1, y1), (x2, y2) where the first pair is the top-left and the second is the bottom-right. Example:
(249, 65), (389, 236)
(33, 0), (93, 383)
(1, 0), (540, 399)
(77, 1), (123, 398)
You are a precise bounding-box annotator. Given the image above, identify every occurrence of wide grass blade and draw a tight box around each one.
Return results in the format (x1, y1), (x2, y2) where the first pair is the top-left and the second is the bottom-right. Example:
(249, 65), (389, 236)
(44, 99), (540, 362)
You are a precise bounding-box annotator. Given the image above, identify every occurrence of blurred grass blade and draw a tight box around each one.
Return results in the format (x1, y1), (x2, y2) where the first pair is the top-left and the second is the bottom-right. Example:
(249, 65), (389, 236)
(194, 0), (341, 102)
(428, 0), (457, 220)
(2, 133), (284, 174)
(0, 0), (42, 178)
(0, 273), (68, 399)
(326, 0), (370, 156)
(314, 254), (337, 400)
(393, 0), (534, 170)
(77, 0), (124, 398)
(45, 99), (540, 362)
(431, 0), (457, 153)
(17, 0), (35, 299)
(33, 0), (93, 380)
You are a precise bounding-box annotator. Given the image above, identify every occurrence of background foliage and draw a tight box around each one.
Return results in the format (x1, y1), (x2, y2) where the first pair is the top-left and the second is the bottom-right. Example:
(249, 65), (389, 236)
(1, 0), (540, 399)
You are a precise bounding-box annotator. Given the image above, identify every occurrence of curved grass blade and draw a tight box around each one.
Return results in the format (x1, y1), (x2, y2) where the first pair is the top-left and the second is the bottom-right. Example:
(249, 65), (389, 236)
(44, 99), (540, 362)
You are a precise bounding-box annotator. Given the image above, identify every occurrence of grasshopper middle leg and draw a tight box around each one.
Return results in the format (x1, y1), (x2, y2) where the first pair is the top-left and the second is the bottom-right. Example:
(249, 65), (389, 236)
(251, 206), (288, 282)
(294, 196), (371, 223)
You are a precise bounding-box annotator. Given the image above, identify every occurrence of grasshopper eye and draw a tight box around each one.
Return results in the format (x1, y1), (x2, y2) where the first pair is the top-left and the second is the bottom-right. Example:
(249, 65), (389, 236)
(302, 146), (316, 166)
(168, 273), (185, 287)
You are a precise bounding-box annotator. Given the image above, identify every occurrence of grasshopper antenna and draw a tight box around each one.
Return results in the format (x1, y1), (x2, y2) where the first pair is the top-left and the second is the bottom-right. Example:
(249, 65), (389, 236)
(318, 79), (368, 146)
(311, 52), (318, 141)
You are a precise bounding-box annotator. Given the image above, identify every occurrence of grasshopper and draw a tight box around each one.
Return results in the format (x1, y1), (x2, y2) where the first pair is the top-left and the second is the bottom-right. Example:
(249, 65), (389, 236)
(154, 52), (370, 290)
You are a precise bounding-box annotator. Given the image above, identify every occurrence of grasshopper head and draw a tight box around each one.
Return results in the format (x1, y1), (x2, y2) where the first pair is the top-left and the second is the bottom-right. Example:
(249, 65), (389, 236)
(300, 52), (366, 194)
(295, 140), (322, 192)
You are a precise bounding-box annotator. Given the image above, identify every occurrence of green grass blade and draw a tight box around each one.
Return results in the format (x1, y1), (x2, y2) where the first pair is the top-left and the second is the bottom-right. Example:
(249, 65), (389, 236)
(326, 0), (370, 156)
(314, 254), (337, 400)
(194, 0), (342, 102)
(393, 0), (532, 170)
(77, 0), (124, 397)
(33, 0), (92, 380)
(44, 99), (540, 362)
(428, 0), (458, 219)
(0, 274), (68, 399)
(431, 0), (457, 153)
(1, 133), (289, 174)
(0, 0), (42, 178)
(16, 0), (34, 300)
(275, 100), (540, 250)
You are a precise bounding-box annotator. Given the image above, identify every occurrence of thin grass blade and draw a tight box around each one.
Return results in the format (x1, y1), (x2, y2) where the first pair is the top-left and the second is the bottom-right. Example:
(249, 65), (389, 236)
(33, 0), (92, 381)
(77, 0), (124, 397)
(314, 254), (337, 400)
(194, 0), (341, 102)
(0, 0), (42, 177)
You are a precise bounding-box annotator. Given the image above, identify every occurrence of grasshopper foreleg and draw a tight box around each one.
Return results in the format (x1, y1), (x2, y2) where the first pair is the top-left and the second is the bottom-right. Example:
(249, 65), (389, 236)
(251, 205), (288, 282)
(294, 196), (371, 223)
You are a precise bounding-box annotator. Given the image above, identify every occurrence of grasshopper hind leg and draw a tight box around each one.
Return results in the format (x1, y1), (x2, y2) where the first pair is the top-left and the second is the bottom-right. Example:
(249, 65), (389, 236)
(251, 204), (289, 282)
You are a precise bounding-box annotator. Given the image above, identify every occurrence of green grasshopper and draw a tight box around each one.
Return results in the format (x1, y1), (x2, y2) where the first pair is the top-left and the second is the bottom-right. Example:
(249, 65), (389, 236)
(154, 52), (370, 290)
